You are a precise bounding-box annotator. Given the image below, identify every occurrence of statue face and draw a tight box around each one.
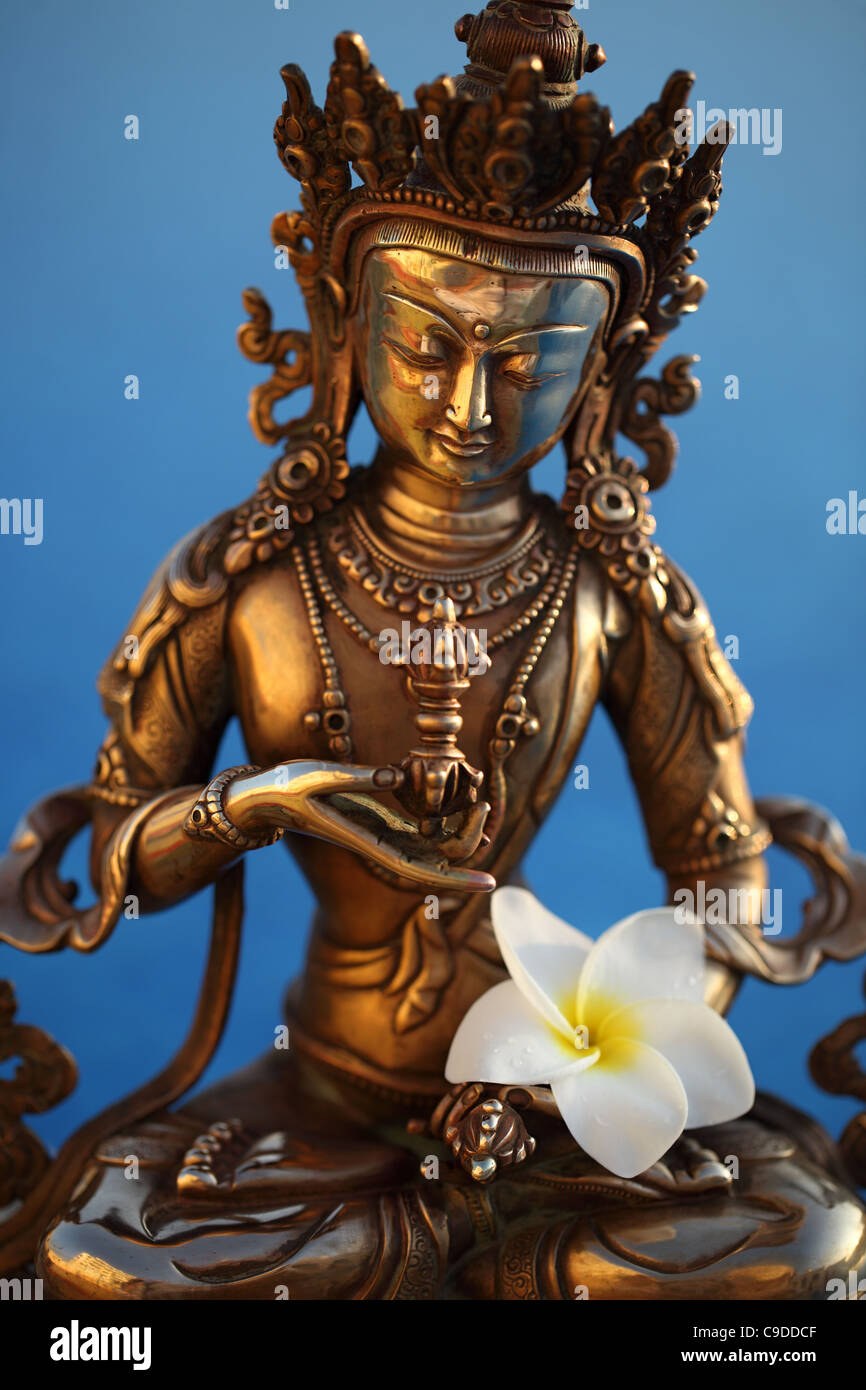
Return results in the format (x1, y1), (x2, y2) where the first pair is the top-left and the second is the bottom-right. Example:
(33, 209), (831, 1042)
(355, 248), (611, 487)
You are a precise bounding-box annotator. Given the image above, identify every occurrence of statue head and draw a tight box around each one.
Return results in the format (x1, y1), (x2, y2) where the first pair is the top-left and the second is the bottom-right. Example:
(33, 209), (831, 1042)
(227, 1), (733, 569)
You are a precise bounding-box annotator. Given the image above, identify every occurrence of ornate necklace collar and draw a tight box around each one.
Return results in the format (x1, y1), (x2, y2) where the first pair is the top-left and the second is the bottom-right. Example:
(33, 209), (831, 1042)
(327, 504), (558, 624)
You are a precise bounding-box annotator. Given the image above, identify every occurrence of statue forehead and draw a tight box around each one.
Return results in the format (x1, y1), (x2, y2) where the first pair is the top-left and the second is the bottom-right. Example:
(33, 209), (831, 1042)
(363, 247), (610, 329)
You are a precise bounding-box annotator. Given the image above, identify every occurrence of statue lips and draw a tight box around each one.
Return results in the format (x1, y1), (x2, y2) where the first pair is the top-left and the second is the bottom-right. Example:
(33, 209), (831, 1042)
(430, 427), (496, 459)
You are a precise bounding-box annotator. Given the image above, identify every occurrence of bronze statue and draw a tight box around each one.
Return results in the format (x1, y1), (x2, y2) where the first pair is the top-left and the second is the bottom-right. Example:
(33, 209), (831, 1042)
(2, 1), (866, 1299)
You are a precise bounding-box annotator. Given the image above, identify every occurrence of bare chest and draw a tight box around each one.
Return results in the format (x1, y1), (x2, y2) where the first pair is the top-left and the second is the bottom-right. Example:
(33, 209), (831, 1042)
(228, 546), (609, 840)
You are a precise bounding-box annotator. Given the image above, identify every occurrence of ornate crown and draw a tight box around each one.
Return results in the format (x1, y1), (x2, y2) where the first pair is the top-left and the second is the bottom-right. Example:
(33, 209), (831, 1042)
(275, 11), (720, 234)
(227, 0), (732, 573)
(272, 3), (728, 289)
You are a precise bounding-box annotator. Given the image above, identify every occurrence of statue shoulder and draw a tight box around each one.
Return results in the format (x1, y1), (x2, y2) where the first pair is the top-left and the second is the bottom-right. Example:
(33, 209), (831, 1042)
(567, 455), (753, 738)
(97, 490), (302, 714)
(97, 448), (358, 723)
(98, 511), (233, 715)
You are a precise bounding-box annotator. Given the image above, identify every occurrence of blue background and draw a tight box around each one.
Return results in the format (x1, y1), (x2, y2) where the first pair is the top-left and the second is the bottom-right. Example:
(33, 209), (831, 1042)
(1, 0), (864, 1153)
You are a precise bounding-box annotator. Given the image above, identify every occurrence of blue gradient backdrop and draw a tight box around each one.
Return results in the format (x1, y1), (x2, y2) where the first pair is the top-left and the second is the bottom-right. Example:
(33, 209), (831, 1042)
(1, 0), (864, 1150)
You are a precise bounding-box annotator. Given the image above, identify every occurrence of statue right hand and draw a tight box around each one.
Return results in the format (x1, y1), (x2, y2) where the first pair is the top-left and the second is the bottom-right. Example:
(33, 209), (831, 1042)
(223, 759), (495, 894)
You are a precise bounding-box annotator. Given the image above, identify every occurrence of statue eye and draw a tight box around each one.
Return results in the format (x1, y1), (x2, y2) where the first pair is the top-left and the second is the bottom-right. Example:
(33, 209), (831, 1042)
(502, 368), (543, 389)
(500, 353), (565, 390)
(384, 336), (447, 369)
(500, 358), (544, 390)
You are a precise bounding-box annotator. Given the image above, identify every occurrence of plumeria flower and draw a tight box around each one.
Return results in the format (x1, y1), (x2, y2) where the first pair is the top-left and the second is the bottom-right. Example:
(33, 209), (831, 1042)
(445, 886), (755, 1178)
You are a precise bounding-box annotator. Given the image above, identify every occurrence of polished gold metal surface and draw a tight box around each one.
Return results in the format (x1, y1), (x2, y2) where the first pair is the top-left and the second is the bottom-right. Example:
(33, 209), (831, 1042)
(1, 0), (865, 1298)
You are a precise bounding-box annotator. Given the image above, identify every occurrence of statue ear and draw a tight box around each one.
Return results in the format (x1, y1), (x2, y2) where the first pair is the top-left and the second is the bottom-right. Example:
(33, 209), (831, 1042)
(319, 271), (349, 349)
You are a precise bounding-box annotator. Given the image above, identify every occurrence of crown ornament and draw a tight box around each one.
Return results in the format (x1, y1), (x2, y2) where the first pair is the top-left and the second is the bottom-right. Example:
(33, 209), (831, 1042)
(274, 3), (727, 258)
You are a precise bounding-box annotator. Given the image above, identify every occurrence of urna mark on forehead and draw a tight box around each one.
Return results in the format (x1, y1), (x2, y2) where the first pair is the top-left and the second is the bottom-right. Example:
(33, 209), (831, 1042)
(362, 246), (612, 342)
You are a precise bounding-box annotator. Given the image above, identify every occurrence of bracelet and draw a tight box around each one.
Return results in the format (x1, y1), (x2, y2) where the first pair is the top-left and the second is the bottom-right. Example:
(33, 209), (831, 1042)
(184, 765), (284, 853)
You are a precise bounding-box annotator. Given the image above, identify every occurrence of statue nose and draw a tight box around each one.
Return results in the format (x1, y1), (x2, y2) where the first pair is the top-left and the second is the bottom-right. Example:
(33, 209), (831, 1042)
(445, 356), (492, 432)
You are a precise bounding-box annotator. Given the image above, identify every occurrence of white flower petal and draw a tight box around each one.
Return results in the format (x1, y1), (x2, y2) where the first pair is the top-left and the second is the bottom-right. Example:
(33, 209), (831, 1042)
(491, 886), (592, 1038)
(600, 998), (755, 1128)
(576, 908), (705, 1031)
(551, 1038), (687, 1178)
(445, 980), (594, 1086)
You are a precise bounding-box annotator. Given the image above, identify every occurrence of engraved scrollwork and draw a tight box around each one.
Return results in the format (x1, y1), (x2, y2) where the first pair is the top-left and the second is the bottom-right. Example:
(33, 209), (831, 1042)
(415, 60), (610, 221)
(646, 132), (730, 338)
(592, 69), (694, 225)
(0, 788), (96, 953)
(647, 123), (729, 248)
(274, 62), (350, 222)
(91, 729), (152, 809)
(650, 246), (707, 334)
(619, 354), (701, 490)
(224, 425), (349, 575)
(0, 981), (77, 1208)
(564, 453), (660, 601)
(810, 979), (866, 1185)
(499, 1227), (538, 1299)
(237, 287), (313, 447)
(325, 32), (417, 192)
(393, 1190), (443, 1299)
(657, 793), (773, 878)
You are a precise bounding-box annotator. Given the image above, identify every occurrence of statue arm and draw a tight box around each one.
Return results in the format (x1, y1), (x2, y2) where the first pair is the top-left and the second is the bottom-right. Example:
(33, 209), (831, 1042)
(88, 556), (493, 916)
(599, 555), (771, 995)
(88, 586), (237, 910)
